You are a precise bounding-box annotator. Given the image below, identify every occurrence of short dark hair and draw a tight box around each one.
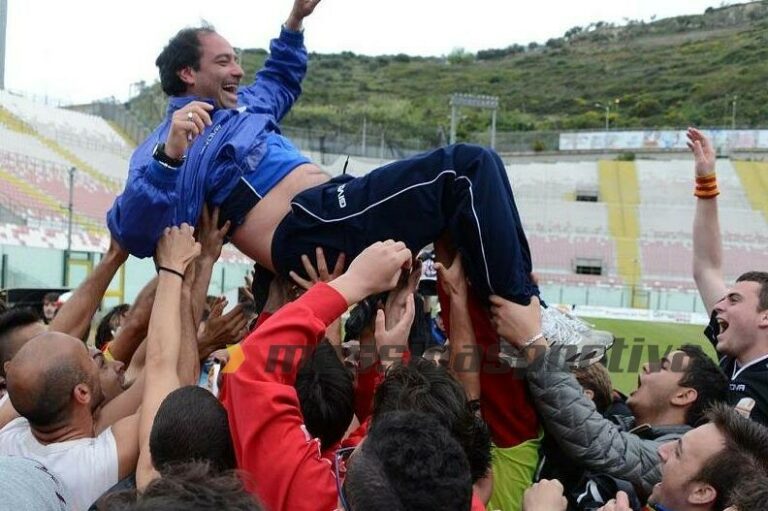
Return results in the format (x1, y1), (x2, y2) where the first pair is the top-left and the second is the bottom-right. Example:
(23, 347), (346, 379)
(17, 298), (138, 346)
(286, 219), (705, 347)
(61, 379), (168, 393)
(736, 271), (768, 311)
(42, 292), (59, 304)
(155, 25), (216, 97)
(373, 357), (492, 482)
(295, 340), (354, 449)
(693, 403), (768, 509)
(727, 475), (768, 511)
(345, 411), (472, 511)
(573, 363), (613, 415)
(676, 344), (728, 426)
(11, 358), (88, 429)
(101, 461), (263, 511)
(150, 386), (236, 473)
(95, 304), (130, 351)
(0, 308), (42, 377)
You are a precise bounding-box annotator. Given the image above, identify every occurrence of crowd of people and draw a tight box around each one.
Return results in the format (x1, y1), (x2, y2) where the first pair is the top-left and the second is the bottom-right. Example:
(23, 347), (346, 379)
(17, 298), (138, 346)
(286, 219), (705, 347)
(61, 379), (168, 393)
(1, 1), (768, 510)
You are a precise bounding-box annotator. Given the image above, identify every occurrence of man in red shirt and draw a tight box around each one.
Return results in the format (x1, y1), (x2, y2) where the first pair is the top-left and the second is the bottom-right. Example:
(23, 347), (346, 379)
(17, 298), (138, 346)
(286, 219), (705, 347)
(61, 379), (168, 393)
(221, 240), (477, 510)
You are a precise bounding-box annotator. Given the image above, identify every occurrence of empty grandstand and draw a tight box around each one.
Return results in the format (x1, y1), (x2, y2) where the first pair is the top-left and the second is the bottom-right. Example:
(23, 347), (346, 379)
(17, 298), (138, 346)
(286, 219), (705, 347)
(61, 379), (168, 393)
(0, 90), (766, 311)
(0, 91), (250, 303)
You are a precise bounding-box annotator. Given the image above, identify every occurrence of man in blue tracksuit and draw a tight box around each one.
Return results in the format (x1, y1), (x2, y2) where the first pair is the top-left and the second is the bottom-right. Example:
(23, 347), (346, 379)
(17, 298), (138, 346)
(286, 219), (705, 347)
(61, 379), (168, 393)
(107, 0), (609, 355)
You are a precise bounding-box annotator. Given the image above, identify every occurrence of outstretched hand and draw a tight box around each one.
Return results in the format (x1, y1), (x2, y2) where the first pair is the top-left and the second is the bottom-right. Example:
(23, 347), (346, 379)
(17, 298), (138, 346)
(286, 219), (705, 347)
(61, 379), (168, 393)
(383, 259), (421, 330)
(155, 223), (201, 274)
(435, 252), (468, 299)
(489, 295), (541, 348)
(686, 127), (716, 177)
(197, 205), (230, 261)
(375, 293), (415, 369)
(330, 240), (412, 306)
(286, 0), (322, 31)
(289, 247), (346, 290)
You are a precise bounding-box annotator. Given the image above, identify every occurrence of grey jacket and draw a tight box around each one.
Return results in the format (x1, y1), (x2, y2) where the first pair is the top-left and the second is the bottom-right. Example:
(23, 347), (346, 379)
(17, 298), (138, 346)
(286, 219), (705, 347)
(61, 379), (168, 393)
(526, 348), (690, 496)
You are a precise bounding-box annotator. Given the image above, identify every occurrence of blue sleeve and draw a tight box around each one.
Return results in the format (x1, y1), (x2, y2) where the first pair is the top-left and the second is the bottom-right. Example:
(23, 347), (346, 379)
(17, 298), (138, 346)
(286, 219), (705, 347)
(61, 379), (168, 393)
(107, 160), (179, 258)
(237, 27), (307, 122)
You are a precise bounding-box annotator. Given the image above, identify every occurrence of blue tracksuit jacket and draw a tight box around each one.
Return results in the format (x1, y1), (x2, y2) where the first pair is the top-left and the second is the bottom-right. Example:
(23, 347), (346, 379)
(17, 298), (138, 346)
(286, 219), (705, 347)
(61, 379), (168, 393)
(107, 27), (307, 257)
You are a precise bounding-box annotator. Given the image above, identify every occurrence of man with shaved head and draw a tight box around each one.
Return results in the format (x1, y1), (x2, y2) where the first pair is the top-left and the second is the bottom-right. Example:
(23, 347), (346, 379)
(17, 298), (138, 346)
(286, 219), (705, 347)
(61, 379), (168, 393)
(0, 331), (139, 510)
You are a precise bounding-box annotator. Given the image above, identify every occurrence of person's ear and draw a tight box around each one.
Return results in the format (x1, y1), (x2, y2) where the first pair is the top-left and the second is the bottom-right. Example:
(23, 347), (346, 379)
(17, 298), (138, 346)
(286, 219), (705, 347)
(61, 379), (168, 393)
(178, 67), (195, 87)
(687, 482), (717, 507)
(671, 387), (697, 408)
(583, 388), (595, 402)
(72, 382), (92, 406)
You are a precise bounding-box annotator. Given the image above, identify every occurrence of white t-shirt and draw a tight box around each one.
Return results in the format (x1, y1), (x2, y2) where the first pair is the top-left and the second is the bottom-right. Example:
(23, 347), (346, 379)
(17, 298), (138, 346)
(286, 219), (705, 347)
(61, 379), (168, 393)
(0, 418), (119, 511)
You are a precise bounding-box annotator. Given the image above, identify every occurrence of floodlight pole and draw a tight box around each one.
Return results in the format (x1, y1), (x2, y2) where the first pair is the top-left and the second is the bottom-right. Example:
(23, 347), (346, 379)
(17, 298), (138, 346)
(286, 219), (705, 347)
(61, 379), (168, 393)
(64, 166), (75, 286)
(0, 0), (7, 90)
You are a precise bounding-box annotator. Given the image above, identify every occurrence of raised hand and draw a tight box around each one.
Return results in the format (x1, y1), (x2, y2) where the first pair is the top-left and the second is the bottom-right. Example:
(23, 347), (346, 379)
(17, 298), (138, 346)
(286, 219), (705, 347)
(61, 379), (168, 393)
(286, 0), (322, 31)
(686, 127), (716, 177)
(375, 293), (415, 369)
(165, 101), (214, 160)
(197, 205), (230, 262)
(289, 247), (346, 290)
(155, 223), (201, 275)
(330, 240), (412, 306)
(383, 259), (421, 331)
(435, 252), (467, 299)
(489, 295), (542, 348)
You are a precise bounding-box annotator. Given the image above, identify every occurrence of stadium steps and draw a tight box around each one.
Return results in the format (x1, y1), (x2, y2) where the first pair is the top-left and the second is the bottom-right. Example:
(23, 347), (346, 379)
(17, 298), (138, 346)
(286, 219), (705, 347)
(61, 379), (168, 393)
(36, 138), (121, 193)
(107, 120), (139, 149)
(0, 105), (36, 135)
(598, 161), (644, 306)
(0, 105), (120, 193)
(0, 168), (105, 235)
(732, 160), (768, 223)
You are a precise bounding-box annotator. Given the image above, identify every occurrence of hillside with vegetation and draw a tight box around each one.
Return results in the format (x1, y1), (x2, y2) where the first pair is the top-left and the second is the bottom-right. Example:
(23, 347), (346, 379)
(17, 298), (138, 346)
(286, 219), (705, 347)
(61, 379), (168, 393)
(126, 1), (768, 147)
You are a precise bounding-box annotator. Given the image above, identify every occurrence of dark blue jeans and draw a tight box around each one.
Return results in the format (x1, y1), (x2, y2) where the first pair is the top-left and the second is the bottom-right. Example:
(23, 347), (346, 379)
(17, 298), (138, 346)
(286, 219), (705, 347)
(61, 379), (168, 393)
(271, 144), (538, 304)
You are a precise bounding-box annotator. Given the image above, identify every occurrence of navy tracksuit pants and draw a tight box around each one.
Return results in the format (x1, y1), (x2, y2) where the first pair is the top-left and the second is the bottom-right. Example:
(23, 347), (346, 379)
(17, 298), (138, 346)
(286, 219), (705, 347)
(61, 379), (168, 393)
(271, 144), (539, 304)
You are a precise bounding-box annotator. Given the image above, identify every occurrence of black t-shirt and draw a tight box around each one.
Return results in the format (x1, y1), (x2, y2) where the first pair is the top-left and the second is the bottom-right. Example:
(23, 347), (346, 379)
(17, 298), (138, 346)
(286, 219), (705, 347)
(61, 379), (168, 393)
(706, 311), (768, 425)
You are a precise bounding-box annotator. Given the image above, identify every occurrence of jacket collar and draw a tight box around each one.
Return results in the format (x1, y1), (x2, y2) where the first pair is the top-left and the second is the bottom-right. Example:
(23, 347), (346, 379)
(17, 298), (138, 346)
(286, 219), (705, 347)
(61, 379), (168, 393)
(166, 96), (216, 116)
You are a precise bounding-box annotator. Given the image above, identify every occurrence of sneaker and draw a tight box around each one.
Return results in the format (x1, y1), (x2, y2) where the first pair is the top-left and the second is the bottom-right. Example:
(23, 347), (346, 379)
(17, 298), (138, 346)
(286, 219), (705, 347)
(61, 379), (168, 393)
(540, 306), (614, 369)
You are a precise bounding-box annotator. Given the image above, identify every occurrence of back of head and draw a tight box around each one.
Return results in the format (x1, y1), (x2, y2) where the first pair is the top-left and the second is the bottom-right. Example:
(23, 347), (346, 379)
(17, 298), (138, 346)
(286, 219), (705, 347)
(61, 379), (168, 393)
(155, 25), (216, 97)
(736, 271), (768, 311)
(103, 461), (262, 511)
(345, 411), (472, 511)
(6, 332), (94, 430)
(95, 304), (130, 351)
(0, 307), (44, 377)
(373, 357), (491, 482)
(678, 344), (729, 426)
(727, 475), (768, 511)
(295, 340), (354, 449)
(150, 386), (236, 473)
(573, 363), (614, 415)
(693, 403), (768, 509)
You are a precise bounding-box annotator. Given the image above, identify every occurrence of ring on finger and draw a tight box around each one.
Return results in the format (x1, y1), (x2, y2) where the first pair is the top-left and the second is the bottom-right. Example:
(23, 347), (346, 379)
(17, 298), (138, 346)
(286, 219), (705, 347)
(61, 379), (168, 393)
(187, 111), (194, 121)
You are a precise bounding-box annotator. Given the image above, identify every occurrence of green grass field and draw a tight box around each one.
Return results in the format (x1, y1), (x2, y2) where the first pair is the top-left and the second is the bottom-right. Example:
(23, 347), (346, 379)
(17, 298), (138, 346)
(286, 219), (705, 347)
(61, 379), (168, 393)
(582, 317), (717, 395)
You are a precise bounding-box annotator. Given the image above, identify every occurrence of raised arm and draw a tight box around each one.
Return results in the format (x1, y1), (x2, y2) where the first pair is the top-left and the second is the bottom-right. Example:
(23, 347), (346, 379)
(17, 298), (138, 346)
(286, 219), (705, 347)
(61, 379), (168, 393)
(108, 277), (158, 365)
(136, 224), (201, 490)
(490, 295), (664, 495)
(437, 254), (481, 402)
(688, 127), (728, 314)
(108, 101), (213, 257)
(49, 238), (128, 340)
(221, 240), (410, 511)
(237, 0), (322, 120)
